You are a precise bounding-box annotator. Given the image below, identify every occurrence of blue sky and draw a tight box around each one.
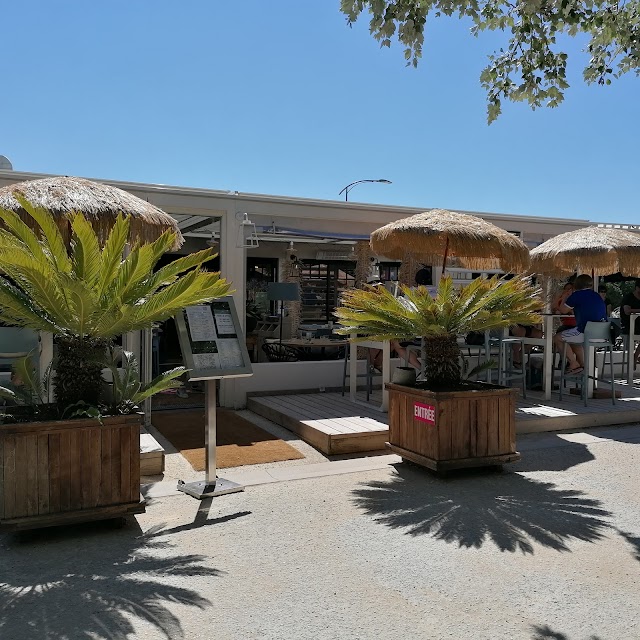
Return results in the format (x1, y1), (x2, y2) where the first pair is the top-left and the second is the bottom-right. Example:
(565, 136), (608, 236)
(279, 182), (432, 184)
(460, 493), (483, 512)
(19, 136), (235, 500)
(2, 1), (638, 223)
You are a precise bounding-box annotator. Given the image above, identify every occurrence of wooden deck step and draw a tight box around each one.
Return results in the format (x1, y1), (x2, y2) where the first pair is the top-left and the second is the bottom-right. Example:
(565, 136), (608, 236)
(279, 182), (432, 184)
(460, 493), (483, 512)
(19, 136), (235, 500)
(247, 392), (389, 455)
(248, 381), (640, 455)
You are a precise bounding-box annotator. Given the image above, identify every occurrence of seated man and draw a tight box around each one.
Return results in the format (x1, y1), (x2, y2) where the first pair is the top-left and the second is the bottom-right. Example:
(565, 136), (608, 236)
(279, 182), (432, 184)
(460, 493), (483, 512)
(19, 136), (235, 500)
(553, 274), (607, 375)
(598, 284), (613, 317)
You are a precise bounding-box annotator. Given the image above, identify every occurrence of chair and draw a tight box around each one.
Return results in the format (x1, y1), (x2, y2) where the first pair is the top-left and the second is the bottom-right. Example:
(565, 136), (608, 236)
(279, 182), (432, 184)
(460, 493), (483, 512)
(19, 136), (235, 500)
(341, 346), (379, 401)
(620, 318), (640, 382)
(498, 336), (527, 398)
(461, 331), (500, 383)
(559, 321), (616, 406)
(261, 342), (301, 362)
(401, 338), (424, 378)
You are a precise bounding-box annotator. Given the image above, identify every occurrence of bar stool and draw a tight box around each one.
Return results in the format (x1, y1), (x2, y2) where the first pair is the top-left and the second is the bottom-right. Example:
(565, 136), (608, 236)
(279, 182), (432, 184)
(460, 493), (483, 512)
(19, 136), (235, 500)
(559, 321), (616, 406)
(498, 336), (527, 398)
(341, 347), (378, 401)
(621, 326), (640, 382)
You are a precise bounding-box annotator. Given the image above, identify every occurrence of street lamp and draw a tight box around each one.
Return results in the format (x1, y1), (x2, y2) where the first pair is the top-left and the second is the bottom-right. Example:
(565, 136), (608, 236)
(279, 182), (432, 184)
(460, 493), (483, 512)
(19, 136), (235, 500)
(338, 178), (392, 202)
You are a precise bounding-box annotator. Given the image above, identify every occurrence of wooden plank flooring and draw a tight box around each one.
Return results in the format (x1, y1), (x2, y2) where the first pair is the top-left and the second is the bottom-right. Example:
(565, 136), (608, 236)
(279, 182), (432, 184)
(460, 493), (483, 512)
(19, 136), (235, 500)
(247, 378), (640, 454)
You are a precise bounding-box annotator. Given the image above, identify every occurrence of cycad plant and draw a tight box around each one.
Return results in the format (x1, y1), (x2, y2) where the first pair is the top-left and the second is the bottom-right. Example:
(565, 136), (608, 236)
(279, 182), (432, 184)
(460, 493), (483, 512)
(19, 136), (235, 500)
(336, 275), (542, 387)
(0, 195), (231, 410)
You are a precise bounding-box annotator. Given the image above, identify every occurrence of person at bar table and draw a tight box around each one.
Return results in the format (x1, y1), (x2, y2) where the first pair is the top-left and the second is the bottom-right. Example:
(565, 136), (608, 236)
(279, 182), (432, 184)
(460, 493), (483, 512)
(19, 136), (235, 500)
(553, 274), (607, 375)
(551, 280), (577, 332)
(598, 284), (613, 317)
(620, 279), (640, 369)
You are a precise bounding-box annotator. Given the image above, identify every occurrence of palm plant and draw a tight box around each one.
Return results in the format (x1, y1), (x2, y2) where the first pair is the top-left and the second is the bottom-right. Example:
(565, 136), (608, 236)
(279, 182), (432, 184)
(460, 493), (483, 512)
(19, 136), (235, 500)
(0, 195), (231, 410)
(102, 347), (186, 415)
(336, 275), (542, 387)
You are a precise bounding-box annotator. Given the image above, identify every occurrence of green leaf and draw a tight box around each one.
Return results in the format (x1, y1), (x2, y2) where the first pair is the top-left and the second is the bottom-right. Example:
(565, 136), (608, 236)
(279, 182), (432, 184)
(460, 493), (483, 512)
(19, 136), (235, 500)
(132, 367), (187, 403)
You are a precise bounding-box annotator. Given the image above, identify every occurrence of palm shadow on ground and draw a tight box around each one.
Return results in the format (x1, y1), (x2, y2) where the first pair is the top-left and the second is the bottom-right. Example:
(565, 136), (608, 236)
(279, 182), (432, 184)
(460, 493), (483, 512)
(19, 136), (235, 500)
(0, 516), (224, 639)
(531, 624), (603, 639)
(617, 529), (640, 562)
(352, 464), (612, 553)
(512, 438), (595, 472)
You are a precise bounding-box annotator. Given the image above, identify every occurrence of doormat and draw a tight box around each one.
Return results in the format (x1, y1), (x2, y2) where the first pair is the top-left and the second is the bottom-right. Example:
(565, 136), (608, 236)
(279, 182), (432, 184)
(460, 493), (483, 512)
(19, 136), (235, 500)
(151, 408), (304, 470)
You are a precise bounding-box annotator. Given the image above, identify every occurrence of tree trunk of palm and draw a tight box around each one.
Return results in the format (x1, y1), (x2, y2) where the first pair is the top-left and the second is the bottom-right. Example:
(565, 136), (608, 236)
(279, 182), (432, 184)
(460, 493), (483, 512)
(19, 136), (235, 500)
(54, 337), (111, 410)
(422, 334), (461, 387)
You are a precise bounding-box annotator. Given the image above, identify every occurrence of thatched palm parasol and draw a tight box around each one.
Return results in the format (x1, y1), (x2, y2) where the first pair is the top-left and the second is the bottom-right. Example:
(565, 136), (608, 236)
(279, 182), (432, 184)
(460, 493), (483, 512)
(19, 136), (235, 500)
(370, 209), (530, 273)
(0, 176), (183, 249)
(529, 226), (640, 277)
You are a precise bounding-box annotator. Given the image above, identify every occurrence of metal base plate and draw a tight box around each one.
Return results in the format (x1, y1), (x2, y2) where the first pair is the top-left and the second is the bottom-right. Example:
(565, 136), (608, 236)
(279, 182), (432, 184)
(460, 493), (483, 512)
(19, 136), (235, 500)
(176, 478), (244, 499)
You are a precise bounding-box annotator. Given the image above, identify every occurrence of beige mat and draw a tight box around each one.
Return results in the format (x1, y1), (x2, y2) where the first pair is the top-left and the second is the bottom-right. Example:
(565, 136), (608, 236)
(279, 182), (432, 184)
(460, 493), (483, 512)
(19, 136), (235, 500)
(152, 408), (304, 470)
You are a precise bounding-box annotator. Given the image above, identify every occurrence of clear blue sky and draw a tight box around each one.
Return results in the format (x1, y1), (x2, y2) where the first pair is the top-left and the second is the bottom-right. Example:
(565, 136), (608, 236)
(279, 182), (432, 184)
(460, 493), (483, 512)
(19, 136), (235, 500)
(3, 1), (638, 223)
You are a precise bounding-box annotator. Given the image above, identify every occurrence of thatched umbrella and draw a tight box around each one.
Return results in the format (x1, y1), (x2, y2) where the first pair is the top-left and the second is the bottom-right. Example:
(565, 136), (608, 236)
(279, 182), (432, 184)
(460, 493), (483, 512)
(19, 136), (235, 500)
(529, 226), (640, 277)
(0, 176), (183, 249)
(370, 209), (530, 273)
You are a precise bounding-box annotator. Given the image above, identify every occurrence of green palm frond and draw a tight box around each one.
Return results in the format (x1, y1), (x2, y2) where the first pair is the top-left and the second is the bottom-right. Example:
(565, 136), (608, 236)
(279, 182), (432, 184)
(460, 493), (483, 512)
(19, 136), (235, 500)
(336, 276), (542, 341)
(70, 212), (102, 286)
(0, 200), (232, 340)
(103, 348), (187, 413)
(0, 354), (47, 406)
(145, 247), (219, 291)
(97, 213), (130, 297)
(15, 194), (71, 274)
(132, 367), (186, 404)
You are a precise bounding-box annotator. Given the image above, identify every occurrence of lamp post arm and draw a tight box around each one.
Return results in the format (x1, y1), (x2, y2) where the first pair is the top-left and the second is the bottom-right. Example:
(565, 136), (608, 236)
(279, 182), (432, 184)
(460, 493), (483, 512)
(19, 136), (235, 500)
(338, 179), (391, 202)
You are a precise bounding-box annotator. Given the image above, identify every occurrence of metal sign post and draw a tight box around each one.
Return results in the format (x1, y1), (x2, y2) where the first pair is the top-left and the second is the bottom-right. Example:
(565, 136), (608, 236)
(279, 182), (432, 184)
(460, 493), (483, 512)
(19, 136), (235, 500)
(174, 297), (253, 500)
(177, 379), (243, 498)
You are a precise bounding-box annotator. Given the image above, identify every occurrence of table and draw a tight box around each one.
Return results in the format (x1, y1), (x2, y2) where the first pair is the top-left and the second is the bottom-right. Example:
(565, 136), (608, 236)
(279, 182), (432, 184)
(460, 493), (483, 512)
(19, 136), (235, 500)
(280, 338), (346, 348)
(278, 337), (347, 360)
(627, 313), (640, 385)
(349, 336), (391, 412)
(540, 314), (573, 400)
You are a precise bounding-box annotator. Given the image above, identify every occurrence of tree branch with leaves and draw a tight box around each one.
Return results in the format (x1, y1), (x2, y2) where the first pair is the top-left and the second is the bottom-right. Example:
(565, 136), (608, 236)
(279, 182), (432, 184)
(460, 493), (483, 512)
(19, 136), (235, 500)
(340, 0), (640, 122)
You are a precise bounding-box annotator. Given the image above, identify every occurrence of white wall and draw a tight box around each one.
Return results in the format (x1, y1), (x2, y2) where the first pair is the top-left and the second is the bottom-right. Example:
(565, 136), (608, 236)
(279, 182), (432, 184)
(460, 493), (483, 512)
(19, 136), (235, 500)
(228, 358), (402, 409)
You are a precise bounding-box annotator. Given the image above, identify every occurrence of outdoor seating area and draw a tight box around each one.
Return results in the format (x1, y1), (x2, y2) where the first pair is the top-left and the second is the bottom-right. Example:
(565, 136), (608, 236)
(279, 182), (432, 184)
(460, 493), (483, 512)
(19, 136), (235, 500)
(0, 175), (638, 504)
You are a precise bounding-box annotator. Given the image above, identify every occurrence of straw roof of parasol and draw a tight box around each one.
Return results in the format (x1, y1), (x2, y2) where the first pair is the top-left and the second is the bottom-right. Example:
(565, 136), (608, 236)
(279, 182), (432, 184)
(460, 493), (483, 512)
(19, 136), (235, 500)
(370, 209), (530, 272)
(0, 176), (183, 249)
(529, 226), (640, 276)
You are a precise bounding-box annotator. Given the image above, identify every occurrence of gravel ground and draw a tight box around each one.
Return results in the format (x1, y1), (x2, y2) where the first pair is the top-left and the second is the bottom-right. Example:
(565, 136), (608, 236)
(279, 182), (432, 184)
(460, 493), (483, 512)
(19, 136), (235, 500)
(2, 426), (640, 640)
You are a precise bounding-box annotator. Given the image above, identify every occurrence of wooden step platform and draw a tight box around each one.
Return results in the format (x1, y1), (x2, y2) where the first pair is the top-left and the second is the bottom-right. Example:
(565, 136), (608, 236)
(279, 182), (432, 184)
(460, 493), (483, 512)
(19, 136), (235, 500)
(248, 381), (640, 455)
(140, 428), (165, 476)
(247, 392), (389, 455)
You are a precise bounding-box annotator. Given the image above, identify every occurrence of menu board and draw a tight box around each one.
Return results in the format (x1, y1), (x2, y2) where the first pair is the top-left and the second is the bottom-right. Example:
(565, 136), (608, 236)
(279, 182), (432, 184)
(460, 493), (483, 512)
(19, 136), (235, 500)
(175, 297), (253, 380)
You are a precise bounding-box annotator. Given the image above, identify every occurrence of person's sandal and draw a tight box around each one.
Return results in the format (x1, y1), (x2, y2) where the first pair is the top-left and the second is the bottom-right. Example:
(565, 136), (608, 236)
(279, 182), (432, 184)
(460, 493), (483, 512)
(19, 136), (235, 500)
(565, 366), (584, 376)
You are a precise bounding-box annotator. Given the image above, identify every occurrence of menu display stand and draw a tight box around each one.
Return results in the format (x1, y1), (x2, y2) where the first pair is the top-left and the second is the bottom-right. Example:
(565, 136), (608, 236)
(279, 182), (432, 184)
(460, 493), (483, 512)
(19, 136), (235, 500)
(174, 297), (253, 499)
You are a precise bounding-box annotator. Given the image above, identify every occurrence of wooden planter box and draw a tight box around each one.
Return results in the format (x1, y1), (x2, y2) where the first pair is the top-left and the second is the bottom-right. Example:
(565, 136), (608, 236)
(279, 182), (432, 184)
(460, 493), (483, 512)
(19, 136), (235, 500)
(0, 413), (146, 532)
(386, 382), (520, 471)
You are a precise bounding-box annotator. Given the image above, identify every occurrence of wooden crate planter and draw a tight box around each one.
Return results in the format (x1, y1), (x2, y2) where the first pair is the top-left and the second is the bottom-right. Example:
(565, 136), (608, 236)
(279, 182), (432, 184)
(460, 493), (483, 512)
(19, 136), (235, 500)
(386, 382), (520, 471)
(0, 413), (146, 532)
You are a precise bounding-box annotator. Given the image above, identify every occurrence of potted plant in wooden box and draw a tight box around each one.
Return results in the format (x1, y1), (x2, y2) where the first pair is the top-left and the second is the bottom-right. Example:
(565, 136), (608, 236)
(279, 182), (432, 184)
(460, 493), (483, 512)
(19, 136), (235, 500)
(0, 197), (230, 531)
(336, 275), (541, 471)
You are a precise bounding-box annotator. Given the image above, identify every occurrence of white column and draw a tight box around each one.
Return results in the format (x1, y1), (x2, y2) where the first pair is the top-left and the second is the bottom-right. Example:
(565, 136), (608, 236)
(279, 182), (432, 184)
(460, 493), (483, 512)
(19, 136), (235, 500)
(122, 331), (141, 362)
(141, 328), (153, 428)
(219, 209), (247, 408)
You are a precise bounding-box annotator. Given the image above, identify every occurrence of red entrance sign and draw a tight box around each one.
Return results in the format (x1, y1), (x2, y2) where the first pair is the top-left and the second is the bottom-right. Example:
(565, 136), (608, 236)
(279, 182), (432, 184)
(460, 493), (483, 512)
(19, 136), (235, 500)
(414, 401), (436, 426)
